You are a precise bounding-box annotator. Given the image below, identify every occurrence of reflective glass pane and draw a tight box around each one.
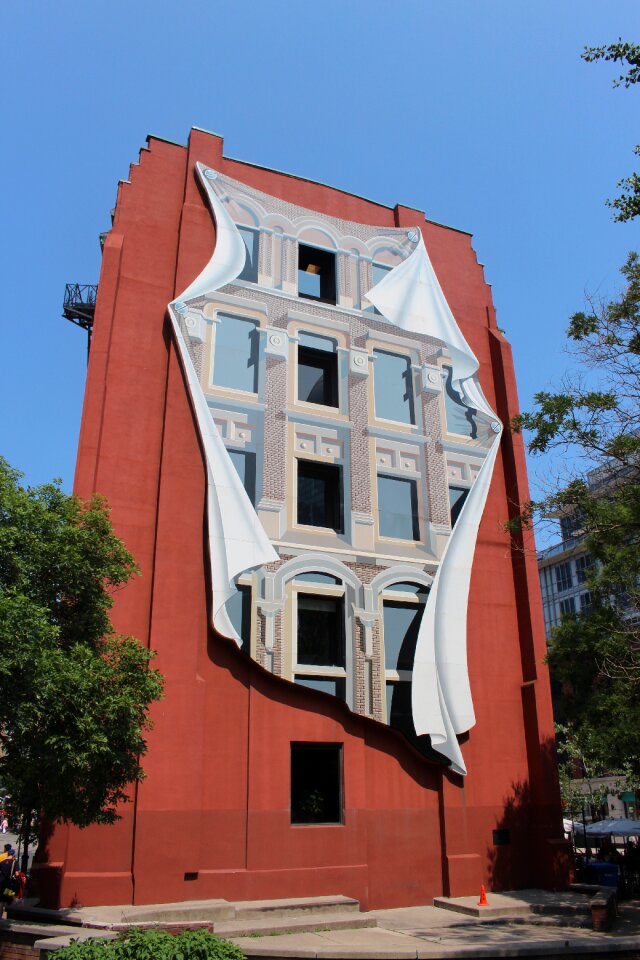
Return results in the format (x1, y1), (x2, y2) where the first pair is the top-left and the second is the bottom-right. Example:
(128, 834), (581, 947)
(383, 601), (423, 671)
(213, 315), (259, 393)
(228, 450), (256, 505)
(238, 227), (258, 283)
(378, 475), (419, 540)
(373, 350), (415, 424)
(449, 486), (469, 527)
(297, 594), (345, 667)
(385, 680), (413, 733)
(294, 572), (341, 584)
(226, 585), (251, 653)
(444, 366), (477, 438)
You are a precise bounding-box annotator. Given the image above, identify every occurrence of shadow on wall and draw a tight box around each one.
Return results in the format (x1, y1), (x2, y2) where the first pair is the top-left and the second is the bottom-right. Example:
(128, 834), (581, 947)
(487, 737), (571, 892)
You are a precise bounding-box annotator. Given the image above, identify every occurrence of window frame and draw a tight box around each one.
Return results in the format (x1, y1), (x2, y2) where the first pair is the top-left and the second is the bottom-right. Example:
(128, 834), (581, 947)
(291, 581), (348, 698)
(210, 312), (261, 397)
(379, 583), (427, 726)
(236, 225), (260, 284)
(296, 332), (339, 409)
(290, 742), (344, 826)
(371, 348), (416, 426)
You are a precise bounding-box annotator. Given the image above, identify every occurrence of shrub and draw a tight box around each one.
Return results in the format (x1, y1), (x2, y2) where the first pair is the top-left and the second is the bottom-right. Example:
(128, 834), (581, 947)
(51, 929), (245, 960)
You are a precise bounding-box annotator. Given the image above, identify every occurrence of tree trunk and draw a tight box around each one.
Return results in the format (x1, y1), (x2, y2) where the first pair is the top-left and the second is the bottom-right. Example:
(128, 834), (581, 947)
(20, 810), (31, 874)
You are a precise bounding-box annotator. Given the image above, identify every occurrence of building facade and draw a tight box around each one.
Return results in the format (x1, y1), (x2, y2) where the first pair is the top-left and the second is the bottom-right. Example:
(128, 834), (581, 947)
(34, 129), (567, 909)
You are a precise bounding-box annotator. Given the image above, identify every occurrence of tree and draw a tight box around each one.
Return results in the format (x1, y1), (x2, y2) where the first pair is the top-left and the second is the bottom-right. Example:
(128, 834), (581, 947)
(512, 253), (640, 777)
(0, 459), (164, 869)
(582, 41), (640, 221)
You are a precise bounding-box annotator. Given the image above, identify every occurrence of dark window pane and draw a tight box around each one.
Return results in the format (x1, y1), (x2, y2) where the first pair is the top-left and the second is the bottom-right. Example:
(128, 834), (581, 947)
(373, 350), (415, 424)
(294, 676), (346, 700)
(238, 227), (259, 283)
(297, 461), (343, 532)
(383, 601), (423, 671)
(298, 244), (337, 304)
(213, 314), (259, 393)
(378, 475), (419, 540)
(449, 486), (469, 527)
(228, 450), (256, 505)
(291, 743), (343, 825)
(226, 585), (251, 653)
(297, 341), (338, 407)
(297, 594), (345, 667)
(443, 365), (477, 438)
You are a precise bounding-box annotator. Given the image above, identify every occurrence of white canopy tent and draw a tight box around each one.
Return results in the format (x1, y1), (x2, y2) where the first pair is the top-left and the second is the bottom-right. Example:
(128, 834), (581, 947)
(585, 818), (640, 837)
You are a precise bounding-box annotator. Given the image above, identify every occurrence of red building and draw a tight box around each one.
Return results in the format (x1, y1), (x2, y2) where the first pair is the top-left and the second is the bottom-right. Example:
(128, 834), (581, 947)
(34, 128), (568, 909)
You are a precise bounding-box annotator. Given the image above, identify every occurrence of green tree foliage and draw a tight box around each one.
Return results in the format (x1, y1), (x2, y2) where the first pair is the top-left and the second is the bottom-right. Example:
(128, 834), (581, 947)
(0, 459), (164, 847)
(512, 254), (640, 776)
(582, 41), (640, 222)
(51, 929), (245, 960)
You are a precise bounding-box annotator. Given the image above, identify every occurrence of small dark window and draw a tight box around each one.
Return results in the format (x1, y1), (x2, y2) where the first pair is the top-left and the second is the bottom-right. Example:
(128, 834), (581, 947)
(298, 244), (337, 304)
(297, 594), (345, 667)
(228, 449), (256, 505)
(238, 226), (259, 283)
(378, 475), (419, 541)
(385, 681), (413, 738)
(449, 486), (469, 528)
(226, 584), (252, 653)
(291, 743), (343, 824)
(297, 333), (338, 407)
(297, 460), (343, 532)
(443, 365), (477, 438)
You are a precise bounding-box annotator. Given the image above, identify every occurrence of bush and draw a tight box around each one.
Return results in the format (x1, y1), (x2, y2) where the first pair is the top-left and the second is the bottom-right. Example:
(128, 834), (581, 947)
(50, 929), (245, 960)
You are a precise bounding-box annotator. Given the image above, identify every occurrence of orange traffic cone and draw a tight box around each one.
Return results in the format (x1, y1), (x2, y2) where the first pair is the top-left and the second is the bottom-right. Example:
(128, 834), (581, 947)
(477, 884), (489, 907)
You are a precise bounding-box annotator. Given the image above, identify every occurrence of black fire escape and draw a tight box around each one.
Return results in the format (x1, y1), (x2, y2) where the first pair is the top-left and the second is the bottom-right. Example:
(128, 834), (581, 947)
(62, 283), (98, 360)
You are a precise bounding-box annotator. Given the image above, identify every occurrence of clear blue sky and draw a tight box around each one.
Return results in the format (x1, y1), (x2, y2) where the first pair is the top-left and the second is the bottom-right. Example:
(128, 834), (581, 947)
(1, 0), (639, 502)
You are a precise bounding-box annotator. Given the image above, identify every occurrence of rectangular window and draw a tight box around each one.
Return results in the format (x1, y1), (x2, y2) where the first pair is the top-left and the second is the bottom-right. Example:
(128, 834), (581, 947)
(296, 594), (345, 667)
(237, 226), (259, 283)
(385, 680), (413, 736)
(228, 449), (256, 505)
(377, 474), (419, 540)
(559, 596), (576, 617)
(555, 561), (573, 593)
(580, 592), (593, 612)
(449, 485), (469, 528)
(226, 584), (252, 654)
(213, 314), (259, 393)
(291, 743), (343, 825)
(575, 554), (592, 583)
(373, 350), (415, 424)
(297, 460), (343, 532)
(297, 333), (339, 407)
(298, 244), (336, 304)
(443, 365), (477, 438)
(383, 600), (422, 671)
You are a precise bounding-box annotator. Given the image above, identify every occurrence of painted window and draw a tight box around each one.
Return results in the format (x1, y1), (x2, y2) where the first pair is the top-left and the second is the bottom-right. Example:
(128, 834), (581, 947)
(226, 584), (252, 654)
(381, 582), (426, 733)
(296, 594), (345, 668)
(297, 461), (343, 532)
(237, 226), (259, 283)
(554, 561), (573, 593)
(443, 365), (477, 438)
(297, 332), (338, 407)
(377, 474), (419, 541)
(290, 743), (343, 825)
(448, 485), (469, 527)
(373, 350), (415, 424)
(368, 262), (391, 314)
(298, 244), (337, 304)
(228, 449), (256, 505)
(213, 314), (259, 393)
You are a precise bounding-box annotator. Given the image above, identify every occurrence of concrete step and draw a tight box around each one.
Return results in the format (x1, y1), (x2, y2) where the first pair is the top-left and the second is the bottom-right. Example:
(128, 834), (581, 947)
(231, 895), (361, 920)
(217, 911), (376, 938)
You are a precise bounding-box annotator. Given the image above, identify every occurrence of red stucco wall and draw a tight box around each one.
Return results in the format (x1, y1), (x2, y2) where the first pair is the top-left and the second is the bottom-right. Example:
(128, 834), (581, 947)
(32, 129), (569, 909)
